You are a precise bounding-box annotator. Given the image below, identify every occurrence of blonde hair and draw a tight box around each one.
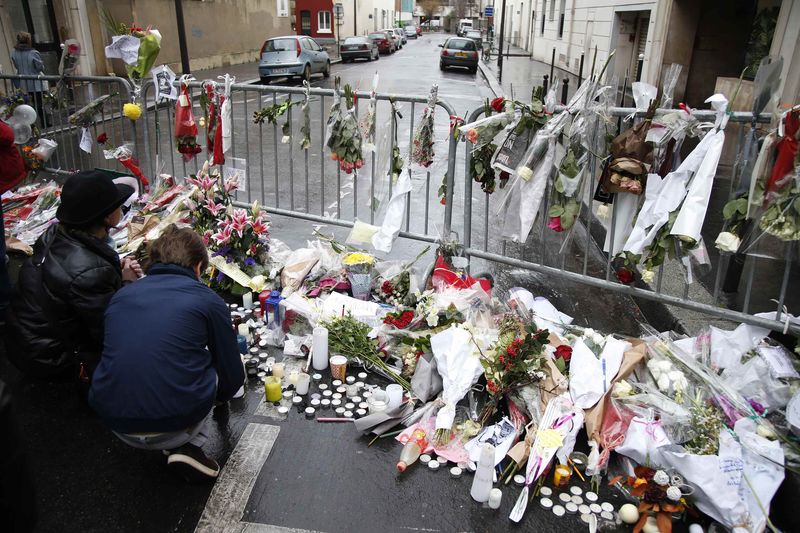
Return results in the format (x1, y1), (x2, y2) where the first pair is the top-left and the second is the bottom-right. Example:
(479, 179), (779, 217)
(16, 32), (32, 46)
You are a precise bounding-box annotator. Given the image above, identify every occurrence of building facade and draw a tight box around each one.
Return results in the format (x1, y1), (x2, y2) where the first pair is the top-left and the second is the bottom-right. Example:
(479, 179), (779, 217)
(0, 0), (292, 77)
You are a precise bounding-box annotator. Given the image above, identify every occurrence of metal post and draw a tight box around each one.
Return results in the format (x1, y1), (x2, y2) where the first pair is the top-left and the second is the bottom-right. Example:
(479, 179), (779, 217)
(542, 74), (549, 95)
(496, 0), (507, 84)
(174, 0), (191, 74)
(577, 52), (584, 86)
(561, 77), (569, 104)
(549, 47), (555, 83)
(354, 0), (357, 35)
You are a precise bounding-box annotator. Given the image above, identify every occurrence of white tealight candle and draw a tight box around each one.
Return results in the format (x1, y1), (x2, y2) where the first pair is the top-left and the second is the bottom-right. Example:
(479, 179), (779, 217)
(242, 292), (254, 310)
(488, 488), (502, 509)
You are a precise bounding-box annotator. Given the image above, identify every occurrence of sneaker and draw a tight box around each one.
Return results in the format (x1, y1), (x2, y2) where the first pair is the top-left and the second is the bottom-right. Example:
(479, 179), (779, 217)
(167, 444), (220, 481)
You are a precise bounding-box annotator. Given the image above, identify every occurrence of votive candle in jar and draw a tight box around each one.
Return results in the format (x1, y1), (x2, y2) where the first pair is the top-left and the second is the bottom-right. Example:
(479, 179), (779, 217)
(553, 464), (571, 487)
(264, 376), (282, 403)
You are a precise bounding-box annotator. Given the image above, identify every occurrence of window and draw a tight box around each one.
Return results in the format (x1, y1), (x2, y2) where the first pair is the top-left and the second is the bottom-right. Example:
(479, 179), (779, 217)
(558, 0), (565, 38)
(318, 11), (331, 32)
(541, 0), (546, 34)
(300, 11), (311, 35)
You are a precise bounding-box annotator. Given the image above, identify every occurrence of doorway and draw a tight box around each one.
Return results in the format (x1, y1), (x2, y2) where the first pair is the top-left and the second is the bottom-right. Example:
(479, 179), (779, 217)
(300, 10), (312, 35)
(611, 10), (650, 85)
(6, 0), (61, 74)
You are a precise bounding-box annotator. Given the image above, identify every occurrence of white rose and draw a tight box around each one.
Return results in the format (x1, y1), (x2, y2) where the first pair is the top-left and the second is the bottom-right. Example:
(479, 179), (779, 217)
(517, 166), (534, 181)
(597, 204), (610, 220)
(657, 374), (671, 391)
(641, 269), (655, 283)
(666, 486), (682, 501)
(613, 380), (634, 397)
(653, 470), (670, 485)
(592, 333), (605, 345)
(647, 359), (662, 378)
(756, 424), (777, 440)
(715, 231), (741, 253)
(281, 135), (290, 144)
(426, 313), (439, 327)
(657, 360), (673, 373)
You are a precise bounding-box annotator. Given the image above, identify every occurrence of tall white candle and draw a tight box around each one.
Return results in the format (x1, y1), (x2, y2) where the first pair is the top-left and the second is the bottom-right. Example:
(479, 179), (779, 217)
(242, 292), (254, 310)
(312, 326), (329, 370)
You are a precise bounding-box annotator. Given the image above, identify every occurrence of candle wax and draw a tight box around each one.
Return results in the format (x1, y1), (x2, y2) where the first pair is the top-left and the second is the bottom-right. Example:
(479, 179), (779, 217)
(264, 377), (282, 402)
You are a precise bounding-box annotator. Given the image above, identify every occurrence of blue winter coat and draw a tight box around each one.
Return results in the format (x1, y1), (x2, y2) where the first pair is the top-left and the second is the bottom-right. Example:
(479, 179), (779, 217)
(11, 45), (45, 93)
(89, 263), (244, 433)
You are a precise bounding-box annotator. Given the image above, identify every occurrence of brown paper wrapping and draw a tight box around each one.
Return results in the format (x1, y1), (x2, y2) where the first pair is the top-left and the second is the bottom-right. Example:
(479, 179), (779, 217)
(584, 340), (646, 441)
(5, 236), (33, 256)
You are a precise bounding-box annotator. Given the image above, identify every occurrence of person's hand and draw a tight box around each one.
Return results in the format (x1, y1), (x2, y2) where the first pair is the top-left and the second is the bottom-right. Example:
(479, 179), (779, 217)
(121, 257), (143, 282)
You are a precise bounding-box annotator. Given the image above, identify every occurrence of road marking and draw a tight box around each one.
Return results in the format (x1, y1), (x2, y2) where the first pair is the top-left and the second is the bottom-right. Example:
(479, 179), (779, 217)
(194, 423), (282, 532)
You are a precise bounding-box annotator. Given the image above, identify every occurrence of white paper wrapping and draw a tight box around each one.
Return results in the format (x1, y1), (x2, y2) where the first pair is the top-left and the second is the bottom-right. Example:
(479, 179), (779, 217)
(568, 337), (629, 409)
(221, 75), (233, 155)
(104, 35), (141, 65)
(501, 137), (556, 243)
(709, 322), (769, 369)
(530, 296), (573, 336)
(603, 191), (640, 255)
(431, 326), (484, 430)
(372, 170), (412, 252)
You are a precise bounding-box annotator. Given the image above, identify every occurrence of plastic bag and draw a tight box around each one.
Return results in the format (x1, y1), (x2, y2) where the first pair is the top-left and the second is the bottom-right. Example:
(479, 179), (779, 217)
(460, 110), (515, 152)
(31, 138), (57, 162)
(174, 82), (201, 162)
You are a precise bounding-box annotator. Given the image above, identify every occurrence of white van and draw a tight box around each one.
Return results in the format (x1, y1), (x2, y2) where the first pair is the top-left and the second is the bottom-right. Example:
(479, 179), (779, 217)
(457, 19), (473, 36)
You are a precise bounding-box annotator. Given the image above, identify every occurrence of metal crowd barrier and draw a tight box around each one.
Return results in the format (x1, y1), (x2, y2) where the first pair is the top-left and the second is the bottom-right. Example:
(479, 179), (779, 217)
(0, 74), (137, 176)
(137, 78), (459, 246)
(1, 73), (795, 335)
(458, 105), (797, 335)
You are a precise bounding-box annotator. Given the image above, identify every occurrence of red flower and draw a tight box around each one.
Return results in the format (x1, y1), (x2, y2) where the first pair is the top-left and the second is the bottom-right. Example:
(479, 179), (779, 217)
(440, 197), (446, 205)
(616, 267), (635, 284)
(96, 132), (108, 145)
(382, 280), (394, 295)
(401, 311), (414, 322)
(487, 380), (500, 394)
(490, 97), (506, 113)
(506, 338), (523, 358)
(547, 216), (564, 232)
(555, 344), (572, 362)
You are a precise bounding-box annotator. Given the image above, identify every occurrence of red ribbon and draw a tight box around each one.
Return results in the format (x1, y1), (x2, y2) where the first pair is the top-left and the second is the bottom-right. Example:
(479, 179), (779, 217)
(118, 155), (149, 189)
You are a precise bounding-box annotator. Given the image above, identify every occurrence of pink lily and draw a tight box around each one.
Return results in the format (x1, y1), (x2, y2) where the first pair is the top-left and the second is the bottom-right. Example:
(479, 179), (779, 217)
(187, 175), (216, 191)
(211, 224), (232, 245)
(230, 208), (249, 237)
(251, 216), (269, 235)
(223, 175), (239, 193)
(202, 230), (212, 246)
(204, 198), (225, 216)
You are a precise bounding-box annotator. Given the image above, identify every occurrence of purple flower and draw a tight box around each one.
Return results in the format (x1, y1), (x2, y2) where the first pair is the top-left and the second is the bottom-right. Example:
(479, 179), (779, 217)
(244, 257), (256, 267)
(748, 398), (765, 416)
(215, 271), (226, 281)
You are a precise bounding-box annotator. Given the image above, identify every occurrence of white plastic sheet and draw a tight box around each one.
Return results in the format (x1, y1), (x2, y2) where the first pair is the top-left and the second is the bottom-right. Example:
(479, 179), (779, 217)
(568, 337), (629, 409)
(603, 186), (641, 255)
(371, 170), (412, 252)
(220, 75), (234, 155)
(709, 322), (769, 370)
(431, 326), (484, 431)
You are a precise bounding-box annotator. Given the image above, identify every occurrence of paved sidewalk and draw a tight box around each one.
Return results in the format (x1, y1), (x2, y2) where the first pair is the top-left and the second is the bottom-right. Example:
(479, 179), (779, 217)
(478, 41), (580, 100)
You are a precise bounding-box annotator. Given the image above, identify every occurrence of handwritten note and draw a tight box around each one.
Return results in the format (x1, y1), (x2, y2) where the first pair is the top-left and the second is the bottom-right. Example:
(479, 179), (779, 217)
(79, 127), (92, 153)
(759, 345), (800, 379)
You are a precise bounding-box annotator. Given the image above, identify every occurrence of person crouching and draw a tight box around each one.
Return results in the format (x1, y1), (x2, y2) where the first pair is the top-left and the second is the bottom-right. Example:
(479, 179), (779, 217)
(89, 225), (245, 481)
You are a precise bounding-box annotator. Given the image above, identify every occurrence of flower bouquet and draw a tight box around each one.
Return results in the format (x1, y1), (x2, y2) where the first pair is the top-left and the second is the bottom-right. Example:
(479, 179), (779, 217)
(459, 109), (514, 151)
(102, 11), (161, 104)
(326, 78), (363, 174)
(201, 81), (225, 165)
(469, 142), (498, 193)
(372, 246), (428, 306)
(410, 84), (437, 168)
(59, 39), (81, 77)
(608, 466), (690, 533)
(299, 81), (312, 150)
(548, 144), (587, 232)
(175, 82), (202, 162)
(321, 313), (411, 390)
(102, 144), (149, 189)
(757, 173), (800, 241)
(342, 251), (374, 300)
(480, 316), (550, 422)
(360, 74), (378, 152)
(68, 94), (115, 127)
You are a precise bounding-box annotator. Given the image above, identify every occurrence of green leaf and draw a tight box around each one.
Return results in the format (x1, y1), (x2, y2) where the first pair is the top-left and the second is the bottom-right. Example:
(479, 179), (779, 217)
(561, 212), (575, 229)
(548, 205), (565, 217)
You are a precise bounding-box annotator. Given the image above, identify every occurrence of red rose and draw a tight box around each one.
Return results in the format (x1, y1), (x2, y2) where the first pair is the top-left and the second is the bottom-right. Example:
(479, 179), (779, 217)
(616, 267), (635, 284)
(67, 43), (80, 55)
(401, 311), (414, 321)
(490, 97), (506, 113)
(555, 344), (572, 362)
(440, 197), (446, 205)
(96, 132), (108, 145)
(381, 280), (394, 295)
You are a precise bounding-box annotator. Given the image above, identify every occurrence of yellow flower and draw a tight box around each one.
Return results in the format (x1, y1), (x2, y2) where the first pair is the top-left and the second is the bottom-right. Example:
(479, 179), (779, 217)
(123, 102), (142, 121)
(343, 252), (374, 266)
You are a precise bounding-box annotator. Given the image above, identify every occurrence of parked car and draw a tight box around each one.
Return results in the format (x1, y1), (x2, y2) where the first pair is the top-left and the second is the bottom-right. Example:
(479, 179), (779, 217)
(439, 37), (478, 74)
(464, 29), (482, 46)
(381, 28), (402, 49)
(457, 19), (473, 36)
(394, 28), (407, 45)
(369, 31), (396, 54)
(258, 36), (330, 84)
(341, 36), (379, 62)
(404, 25), (418, 39)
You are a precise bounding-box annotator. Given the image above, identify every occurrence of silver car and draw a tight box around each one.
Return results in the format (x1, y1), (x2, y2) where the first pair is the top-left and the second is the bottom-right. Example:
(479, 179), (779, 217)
(404, 25), (418, 39)
(258, 36), (330, 84)
(439, 37), (479, 74)
(464, 30), (482, 47)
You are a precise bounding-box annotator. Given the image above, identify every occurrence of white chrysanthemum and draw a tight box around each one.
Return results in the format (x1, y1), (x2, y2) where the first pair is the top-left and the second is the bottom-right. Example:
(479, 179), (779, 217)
(426, 313), (439, 327)
(281, 135), (290, 144)
(597, 204), (610, 219)
(653, 470), (670, 485)
(657, 375), (671, 392)
(666, 486), (682, 501)
(613, 380), (634, 397)
(641, 269), (655, 283)
(657, 360), (673, 373)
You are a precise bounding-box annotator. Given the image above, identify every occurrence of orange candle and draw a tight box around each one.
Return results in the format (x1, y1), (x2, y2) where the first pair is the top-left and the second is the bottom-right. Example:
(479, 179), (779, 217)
(553, 463), (571, 487)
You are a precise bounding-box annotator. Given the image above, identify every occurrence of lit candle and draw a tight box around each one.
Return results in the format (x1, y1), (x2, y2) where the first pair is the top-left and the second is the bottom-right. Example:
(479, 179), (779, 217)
(264, 376), (282, 402)
(272, 362), (285, 379)
(242, 292), (254, 310)
(553, 463), (571, 487)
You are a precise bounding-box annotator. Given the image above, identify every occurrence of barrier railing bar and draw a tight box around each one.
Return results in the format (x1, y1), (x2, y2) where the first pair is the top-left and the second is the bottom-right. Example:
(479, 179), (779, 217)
(465, 246), (800, 335)
(742, 253), (757, 314)
(775, 245), (792, 322)
(606, 199), (617, 281)
(320, 95), (326, 217)
(272, 93), (279, 209)
(288, 93), (295, 211)
(244, 88), (252, 204)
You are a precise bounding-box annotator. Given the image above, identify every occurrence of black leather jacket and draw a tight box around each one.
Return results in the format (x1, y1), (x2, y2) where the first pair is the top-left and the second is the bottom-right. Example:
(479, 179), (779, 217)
(6, 224), (122, 378)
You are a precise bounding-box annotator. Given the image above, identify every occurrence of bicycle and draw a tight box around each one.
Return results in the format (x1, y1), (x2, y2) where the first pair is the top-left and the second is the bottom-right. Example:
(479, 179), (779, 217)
(482, 41), (495, 63)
